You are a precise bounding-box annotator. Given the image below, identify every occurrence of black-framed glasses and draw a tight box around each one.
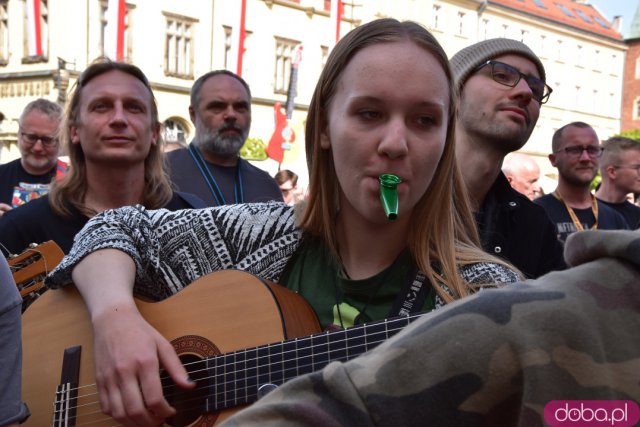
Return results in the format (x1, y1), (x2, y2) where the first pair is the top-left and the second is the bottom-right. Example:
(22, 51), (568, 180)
(614, 164), (640, 174)
(476, 60), (553, 104)
(555, 145), (603, 158)
(20, 132), (58, 147)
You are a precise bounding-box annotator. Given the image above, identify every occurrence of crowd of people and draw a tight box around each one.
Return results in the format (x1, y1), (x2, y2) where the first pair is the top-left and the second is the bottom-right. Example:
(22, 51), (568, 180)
(1, 17), (639, 427)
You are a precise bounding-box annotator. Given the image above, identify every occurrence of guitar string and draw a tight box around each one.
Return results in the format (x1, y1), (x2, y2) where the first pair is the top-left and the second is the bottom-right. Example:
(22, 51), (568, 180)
(53, 339), (391, 427)
(49, 316), (421, 423)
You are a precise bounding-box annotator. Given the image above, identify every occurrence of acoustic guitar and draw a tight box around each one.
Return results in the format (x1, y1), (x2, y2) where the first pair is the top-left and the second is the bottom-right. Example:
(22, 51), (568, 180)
(22, 270), (421, 426)
(6, 240), (64, 311)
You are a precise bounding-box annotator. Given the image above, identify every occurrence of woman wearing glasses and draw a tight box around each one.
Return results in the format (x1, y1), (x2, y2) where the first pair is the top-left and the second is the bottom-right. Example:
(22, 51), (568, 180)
(0, 98), (63, 217)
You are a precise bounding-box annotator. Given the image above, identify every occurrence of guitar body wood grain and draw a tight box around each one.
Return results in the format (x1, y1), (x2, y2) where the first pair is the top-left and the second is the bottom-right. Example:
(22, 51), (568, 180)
(22, 270), (321, 426)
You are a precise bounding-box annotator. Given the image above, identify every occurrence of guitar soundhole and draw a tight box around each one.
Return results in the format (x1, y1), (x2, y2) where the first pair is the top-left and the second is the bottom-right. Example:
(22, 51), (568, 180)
(164, 335), (220, 427)
(162, 353), (210, 427)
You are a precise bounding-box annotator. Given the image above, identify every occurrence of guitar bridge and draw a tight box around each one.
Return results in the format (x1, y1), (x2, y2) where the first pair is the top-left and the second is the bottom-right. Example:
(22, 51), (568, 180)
(54, 346), (81, 427)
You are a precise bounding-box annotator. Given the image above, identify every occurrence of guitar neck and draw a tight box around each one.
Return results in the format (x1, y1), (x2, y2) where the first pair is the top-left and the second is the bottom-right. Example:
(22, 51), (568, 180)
(196, 314), (420, 411)
(285, 67), (298, 120)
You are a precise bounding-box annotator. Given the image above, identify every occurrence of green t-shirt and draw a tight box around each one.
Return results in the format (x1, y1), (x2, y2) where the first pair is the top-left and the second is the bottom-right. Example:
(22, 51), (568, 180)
(279, 237), (435, 329)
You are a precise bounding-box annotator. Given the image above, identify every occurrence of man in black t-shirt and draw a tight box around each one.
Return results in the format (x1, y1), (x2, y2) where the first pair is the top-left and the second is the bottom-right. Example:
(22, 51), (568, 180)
(595, 136), (640, 230)
(535, 122), (628, 242)
(167, 70), (283, 206)
(0, 98), (63, 217)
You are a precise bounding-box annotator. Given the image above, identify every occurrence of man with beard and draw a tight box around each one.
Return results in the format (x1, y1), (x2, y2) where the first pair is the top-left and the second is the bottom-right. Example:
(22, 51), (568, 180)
(536, 122), (628, 242)
(450, 39), (565, 278)
(0, 98), (64, 217)
(167, 70), (283, 206)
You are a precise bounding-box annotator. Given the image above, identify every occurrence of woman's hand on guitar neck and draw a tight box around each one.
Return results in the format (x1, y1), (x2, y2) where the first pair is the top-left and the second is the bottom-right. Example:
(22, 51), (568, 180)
(72, 249), (195, 426)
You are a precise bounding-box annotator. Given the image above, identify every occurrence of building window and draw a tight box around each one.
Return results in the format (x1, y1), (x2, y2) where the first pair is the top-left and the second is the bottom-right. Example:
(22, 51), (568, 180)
(320, 45), (329, 70)
(552, 81), (560, 106)
(539, 35), (546, 58)
(481, 19), (489, 40)
(593, 15), (609, 29)
(634, 97), (640, 120)
(576, 45), (583, 67)
(610, 54), (618, 76)
(532, 0), (547, 9)
(555, 3), (575, 18)
(556, 39), (563, 62)
(274, 37), (299, 94)
(502, 24), (509, 38)
(430, 5), (441, 30)
(457, 12), (465, 36)
(636, 57), (640, 79)
(100, 1), (133, 61)
(223, 26), (232, 70)
(574, 9), (592, 23)
(0, 0), (7, 65)
(520, 29), (529, 44)
(593, 49), (600, 72)
(22, 0), (48, 61)
(164, 14), (196, 79)
(163, 119), (187, 144)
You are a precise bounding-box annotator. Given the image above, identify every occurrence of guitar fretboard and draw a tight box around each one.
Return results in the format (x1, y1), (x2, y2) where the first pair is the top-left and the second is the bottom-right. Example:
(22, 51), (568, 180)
(186, 314), (421, 411)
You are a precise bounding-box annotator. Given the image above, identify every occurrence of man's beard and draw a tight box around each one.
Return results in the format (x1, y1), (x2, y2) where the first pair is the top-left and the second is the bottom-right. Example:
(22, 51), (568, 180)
(196, 121), (247, 157)
(561, 166), (597, 188)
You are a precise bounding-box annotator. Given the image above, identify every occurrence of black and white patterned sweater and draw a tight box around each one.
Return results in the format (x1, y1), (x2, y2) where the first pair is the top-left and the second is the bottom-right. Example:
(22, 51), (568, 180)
(45, 202), (520, 302)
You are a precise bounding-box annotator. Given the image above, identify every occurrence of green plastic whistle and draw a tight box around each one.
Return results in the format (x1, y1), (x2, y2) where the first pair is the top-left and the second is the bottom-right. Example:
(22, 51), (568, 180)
(379, 174), (402, 221)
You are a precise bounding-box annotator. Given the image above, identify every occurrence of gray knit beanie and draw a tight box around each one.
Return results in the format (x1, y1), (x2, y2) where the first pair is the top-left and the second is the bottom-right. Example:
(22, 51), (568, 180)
(450, 38), (546, 91)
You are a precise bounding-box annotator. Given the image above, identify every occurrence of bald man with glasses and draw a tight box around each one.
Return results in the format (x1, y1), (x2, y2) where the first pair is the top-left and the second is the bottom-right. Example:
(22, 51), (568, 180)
(450, 38), (565, 278)
(535, 122), (628, 242)
(0, 98), (63, 217)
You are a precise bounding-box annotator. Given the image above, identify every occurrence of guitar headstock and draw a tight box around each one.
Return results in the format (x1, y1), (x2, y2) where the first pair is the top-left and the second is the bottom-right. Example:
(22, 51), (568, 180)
(292, 45), (303, 69)
(7, 241), (64, 312)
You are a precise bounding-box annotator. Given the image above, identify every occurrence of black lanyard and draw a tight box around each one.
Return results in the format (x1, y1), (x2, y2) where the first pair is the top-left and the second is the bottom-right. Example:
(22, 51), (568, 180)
(387, 263), (433, 318)
(188, 144), (244, 205)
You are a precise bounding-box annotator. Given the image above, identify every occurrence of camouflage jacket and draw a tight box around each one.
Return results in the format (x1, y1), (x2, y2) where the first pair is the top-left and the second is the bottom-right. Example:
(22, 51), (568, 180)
(220, 229), (640, 427)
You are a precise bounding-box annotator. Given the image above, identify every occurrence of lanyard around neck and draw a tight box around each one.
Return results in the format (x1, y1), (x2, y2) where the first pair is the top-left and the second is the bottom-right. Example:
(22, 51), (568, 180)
(553, 190), (598, 231)
(188, 144), (244, 206)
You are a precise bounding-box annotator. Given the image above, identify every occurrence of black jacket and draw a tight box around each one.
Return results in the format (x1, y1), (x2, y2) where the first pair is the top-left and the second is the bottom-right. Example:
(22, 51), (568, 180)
(475, 173), (565, 278)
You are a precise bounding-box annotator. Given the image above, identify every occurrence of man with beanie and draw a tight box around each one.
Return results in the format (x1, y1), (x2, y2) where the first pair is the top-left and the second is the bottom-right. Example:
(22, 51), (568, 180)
(450, 38), (565, 278)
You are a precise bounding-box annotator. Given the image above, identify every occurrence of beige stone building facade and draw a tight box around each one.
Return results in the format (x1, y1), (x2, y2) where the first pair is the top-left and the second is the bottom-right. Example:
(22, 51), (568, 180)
(0, 0), (627, 190)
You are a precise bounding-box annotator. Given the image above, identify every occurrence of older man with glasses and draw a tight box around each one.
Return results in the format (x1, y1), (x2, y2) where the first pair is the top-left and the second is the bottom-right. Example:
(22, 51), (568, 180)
(535, 122), (628, 242)
(0, 98), (63, 217)
(450, 38), (565, 278)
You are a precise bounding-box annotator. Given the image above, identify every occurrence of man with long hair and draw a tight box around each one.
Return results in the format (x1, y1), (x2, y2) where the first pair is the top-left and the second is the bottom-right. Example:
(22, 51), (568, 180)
(0, 59), (203, 256)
